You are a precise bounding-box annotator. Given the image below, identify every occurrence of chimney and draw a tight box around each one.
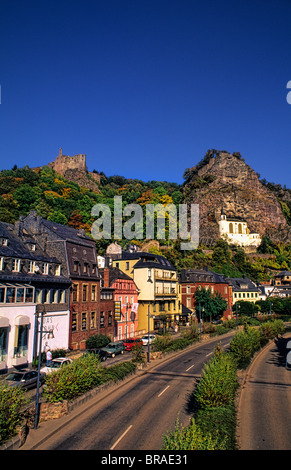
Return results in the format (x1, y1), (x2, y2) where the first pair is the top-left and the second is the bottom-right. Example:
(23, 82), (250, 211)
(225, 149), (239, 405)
(103, 267), (110, 288)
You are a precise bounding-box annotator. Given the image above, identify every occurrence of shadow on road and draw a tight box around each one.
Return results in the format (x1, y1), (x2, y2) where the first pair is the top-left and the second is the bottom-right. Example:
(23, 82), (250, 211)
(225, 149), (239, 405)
(267, 336), (291, 369)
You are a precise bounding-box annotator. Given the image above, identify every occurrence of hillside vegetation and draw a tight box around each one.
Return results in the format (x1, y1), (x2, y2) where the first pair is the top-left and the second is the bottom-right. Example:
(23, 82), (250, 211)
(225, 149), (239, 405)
(0, 164), (290, 283)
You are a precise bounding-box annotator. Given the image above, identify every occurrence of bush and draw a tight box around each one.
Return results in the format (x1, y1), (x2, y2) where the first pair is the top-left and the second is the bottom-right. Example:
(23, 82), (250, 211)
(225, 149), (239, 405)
(194, 346), (238, 409)
(162, 417), (227, 450)
(85, 334), (111, 349)
(229, 326), (261, 368)
(195, 406), (237, 450)
(43, 356), (136, 403)
(102, 361), (136, 382)
(0, 384), (29, 444)
(152, 334), (173, 352)
(259, 319), (285, 344)
(43, 354), (106, 402)
(182, 325), (199, 341)
(131, 344), (146, 364)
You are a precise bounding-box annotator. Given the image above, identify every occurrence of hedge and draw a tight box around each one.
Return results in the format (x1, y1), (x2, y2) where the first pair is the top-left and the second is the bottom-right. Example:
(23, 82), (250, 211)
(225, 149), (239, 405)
(43, 355), (136, 403)
(0, 384), (28, 444)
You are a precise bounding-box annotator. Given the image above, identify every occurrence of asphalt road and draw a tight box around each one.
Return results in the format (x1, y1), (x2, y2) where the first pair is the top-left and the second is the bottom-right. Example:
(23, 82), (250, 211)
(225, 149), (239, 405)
(21, 334), (233, 451)
(237, 333), (291, 450)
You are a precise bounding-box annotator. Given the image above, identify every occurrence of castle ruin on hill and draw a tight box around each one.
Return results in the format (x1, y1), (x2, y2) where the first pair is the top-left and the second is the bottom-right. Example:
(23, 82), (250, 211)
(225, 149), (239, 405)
(47, 149), (101, 190)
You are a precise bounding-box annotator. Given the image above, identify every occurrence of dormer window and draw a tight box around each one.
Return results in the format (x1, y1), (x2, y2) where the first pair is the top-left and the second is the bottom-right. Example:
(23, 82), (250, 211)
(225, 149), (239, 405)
(43, 263), (49, 275)
(2, 238), (8, 246)
(55, 265), (61, 276)
(12, 259), (21, 272)
(29, 261), (36, 273)
(30, 243), (36, 251)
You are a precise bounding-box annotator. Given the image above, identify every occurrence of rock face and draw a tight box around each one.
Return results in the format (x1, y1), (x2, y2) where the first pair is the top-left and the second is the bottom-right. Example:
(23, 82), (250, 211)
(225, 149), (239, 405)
(183, 151), (290, 245)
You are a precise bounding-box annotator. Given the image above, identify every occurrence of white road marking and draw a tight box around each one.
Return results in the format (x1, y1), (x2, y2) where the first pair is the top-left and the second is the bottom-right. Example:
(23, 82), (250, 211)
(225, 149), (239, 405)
(110, 424), (133, 450)
(186, 364), (195, 372)
(206, 351), (213, 357)
(158, 385), (170, 397)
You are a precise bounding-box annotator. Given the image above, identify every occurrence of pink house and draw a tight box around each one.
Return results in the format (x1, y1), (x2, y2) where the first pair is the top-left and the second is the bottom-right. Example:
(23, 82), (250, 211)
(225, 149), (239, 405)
(100, 268), (139, 341)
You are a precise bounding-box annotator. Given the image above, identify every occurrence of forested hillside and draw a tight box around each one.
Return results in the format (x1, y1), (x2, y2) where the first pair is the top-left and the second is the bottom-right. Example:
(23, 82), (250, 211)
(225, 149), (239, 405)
(0, 164), (290, 282)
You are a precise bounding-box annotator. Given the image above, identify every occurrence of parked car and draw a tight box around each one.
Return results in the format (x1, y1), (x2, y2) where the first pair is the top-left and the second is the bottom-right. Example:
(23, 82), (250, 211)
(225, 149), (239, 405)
(3, 369), (46, 390)
(141, 334), (156, 345)
(40, 357), (72, 374)
(123, 338), (143, 351)
(101, 342), (125, 358)
(85, 348), (108, 361)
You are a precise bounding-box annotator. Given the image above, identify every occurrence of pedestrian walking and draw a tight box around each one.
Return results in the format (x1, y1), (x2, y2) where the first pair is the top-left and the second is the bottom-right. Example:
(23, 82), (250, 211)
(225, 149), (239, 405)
(46, 348), (52, 366)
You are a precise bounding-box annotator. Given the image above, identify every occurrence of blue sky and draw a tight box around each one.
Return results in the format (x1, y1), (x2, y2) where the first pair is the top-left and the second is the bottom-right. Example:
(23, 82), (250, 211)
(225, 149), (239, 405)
(0, 0), (291, 186)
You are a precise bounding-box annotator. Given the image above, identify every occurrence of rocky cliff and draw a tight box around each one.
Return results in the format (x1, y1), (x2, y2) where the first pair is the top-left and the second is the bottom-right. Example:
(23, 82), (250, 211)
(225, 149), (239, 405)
(183, 150), (291, 245)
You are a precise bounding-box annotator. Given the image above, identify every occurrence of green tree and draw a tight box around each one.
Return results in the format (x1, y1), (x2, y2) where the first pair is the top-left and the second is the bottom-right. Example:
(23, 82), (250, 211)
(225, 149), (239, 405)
(194, 287), (227, 321)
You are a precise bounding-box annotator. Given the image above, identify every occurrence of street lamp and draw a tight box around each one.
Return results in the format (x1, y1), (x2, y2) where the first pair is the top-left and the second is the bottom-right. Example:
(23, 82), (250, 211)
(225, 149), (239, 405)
(198, 303), (202, 341)
(34, 304), (46, 429)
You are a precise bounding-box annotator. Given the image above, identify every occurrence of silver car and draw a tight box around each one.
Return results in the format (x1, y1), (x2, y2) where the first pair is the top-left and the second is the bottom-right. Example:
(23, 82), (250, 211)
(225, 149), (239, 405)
(3, 370), (46, 390)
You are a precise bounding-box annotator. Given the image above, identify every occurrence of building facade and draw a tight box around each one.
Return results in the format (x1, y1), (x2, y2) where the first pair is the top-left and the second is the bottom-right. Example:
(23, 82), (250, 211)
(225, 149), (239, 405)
(100, 267), (139, 341)
(109, 247), (180, 332)
(219, 210), (261, 247)
(22, 211), (101, 350)
(179, 268), (233, 321)
(0, 220), (71, 372)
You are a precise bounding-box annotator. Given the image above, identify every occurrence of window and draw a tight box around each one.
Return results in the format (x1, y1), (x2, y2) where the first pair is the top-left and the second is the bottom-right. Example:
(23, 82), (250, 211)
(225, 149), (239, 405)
(83, 263), (88, 274)
(29, 261), (36, 273)
(187, 286), (191, 294)
(82, 285), (88, 301)
(126, 262), (129, 270)
(0, 258), (3, 271)
(90, 312), (96, 329)
(72, 313), (77, 332)
(0, 287), (5, 303)
(91, 285), (96, 301)
(6, 287), (15, 303)
(44, 289), (51, 303)
(25, 287), (34, 303)
(35, 288), (43, 304)
(43, 263), (49, 275)
(186, 297), (191, 308)
(55, 265), (61, 276)
(108, 311), (112, 325)
(81, 313), (87, 330)
(16, 288), (25, 303)
(100, 312), (105, 327)
(72, 284), (78, 302)
(14, 325), (28, 358)
(73, 261), (79, 273)
(13, 259), (21, 272)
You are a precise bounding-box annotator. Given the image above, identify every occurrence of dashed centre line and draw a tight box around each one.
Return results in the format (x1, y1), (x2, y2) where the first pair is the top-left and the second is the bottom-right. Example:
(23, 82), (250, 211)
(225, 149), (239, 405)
(158, 385), (170, 397)
(110, 424), (133, 450)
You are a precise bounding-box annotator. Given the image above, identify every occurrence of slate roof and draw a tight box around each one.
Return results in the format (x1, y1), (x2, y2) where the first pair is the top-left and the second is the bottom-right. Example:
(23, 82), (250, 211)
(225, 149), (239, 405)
(0, 221), (59, 263)
(41, 218), (94, 247)
(120, 251), (176, 271)
(179, 268), (229, 284)
(229, 277), (260, 292)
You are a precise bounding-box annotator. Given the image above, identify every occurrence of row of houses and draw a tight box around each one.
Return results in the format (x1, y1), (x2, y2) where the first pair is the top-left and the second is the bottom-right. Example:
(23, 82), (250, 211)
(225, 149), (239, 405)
(0, 211), (289, 373)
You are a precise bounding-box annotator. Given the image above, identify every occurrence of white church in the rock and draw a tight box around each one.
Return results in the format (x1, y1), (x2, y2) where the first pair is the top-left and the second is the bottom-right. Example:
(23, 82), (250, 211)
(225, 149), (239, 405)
(218, 210), (261, 247)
